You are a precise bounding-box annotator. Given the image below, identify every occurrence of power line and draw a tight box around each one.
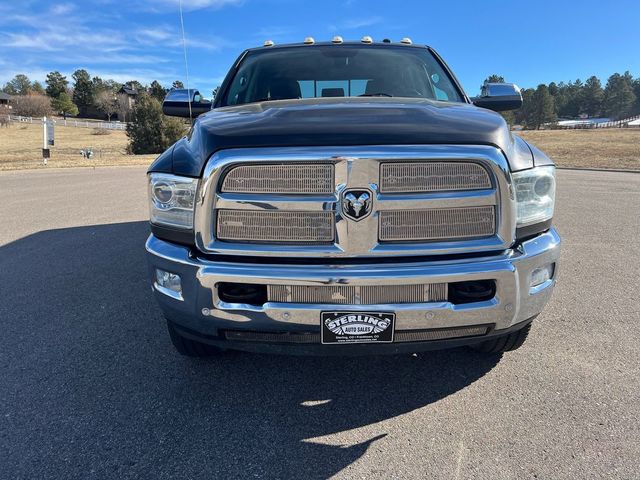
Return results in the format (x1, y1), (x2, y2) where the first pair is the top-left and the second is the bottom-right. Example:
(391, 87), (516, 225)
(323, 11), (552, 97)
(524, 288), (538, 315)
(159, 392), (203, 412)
(178, 0), (193, 122)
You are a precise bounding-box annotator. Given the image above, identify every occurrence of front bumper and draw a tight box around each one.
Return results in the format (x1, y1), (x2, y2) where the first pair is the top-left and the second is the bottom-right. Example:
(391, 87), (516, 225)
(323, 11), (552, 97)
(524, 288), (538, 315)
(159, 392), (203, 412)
(146, 228), (560, 354)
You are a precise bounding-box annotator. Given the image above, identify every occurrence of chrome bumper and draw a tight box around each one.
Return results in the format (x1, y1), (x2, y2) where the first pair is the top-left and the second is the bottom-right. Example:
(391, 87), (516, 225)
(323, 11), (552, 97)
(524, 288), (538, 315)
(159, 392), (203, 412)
(146, 228), (560, 340)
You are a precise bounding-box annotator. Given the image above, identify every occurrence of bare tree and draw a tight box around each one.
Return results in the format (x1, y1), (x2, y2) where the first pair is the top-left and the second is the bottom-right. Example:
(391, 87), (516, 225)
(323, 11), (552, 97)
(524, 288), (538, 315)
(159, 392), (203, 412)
(95, 90), (118, 121)
(116, 93), (133, 122)
(12, 94), (53, 117)
(0, 105), (10, 127)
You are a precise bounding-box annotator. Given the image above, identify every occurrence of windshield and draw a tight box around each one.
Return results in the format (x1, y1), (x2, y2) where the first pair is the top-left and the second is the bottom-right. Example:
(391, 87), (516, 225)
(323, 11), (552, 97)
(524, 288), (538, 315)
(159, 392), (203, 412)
(221, 45), (465, 106)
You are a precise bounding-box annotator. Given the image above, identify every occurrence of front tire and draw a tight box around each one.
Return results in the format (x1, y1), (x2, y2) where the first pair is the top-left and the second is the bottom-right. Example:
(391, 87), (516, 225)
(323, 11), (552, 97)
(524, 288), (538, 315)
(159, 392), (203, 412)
(471, 322), (532, 353)
(167, 321), (222, 357)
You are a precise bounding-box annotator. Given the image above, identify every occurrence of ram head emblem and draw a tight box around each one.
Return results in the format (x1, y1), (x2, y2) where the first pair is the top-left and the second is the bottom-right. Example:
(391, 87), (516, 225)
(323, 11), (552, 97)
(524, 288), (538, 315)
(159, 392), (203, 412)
(342, 189), (372, 221)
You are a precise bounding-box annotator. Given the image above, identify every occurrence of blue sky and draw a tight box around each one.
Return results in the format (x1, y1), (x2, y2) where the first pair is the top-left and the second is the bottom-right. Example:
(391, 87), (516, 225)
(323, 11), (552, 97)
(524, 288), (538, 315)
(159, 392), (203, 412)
(1, 0), (638, 97)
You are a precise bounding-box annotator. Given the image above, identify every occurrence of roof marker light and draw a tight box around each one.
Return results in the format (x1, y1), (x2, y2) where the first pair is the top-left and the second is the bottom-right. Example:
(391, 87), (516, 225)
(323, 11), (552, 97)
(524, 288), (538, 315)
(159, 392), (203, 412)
(400, 37), (413, 45)
(361, 36), (373, 44)
(331, 36), (344, 44)
(264, 40), (274, 47)
(304, 37), (315, 44)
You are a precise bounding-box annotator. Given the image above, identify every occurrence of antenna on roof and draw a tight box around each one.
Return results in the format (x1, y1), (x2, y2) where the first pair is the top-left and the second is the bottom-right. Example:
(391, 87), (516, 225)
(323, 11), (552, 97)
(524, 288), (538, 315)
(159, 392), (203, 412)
(178, 0), (193, 122)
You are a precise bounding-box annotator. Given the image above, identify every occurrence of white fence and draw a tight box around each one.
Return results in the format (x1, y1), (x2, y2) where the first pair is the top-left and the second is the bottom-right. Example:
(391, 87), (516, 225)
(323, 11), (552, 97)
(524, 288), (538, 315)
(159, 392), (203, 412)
(557, 115), (640, 129)
(8, 115), (126, 130)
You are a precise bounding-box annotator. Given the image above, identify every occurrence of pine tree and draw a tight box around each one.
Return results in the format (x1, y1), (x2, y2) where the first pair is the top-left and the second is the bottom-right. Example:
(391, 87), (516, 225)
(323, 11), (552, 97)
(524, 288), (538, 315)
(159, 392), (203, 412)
(51, 91), (79, 119)
(45, 71), (68, 98)
(100, 79), (121, 93)
(482, 74), (505, 88)
(531, 84), (556, 129)
(3, 74), (32, 95)
(72, 69), (95, 117)
(149, 81), (167, 102)
(581, 76), (604, 117)
(126, 94), (187, 154)
(551, 82), (567, 117)
(124, 80), (144, 92)
(171, 80), (185, 90)
(32, 81), (45, 95)
(603, 72), (636, 120)
(92, 76), (108, 93)
(516, 88), (536, 127)
(560, 80), (583, 118)
(633, 78), (640, 115)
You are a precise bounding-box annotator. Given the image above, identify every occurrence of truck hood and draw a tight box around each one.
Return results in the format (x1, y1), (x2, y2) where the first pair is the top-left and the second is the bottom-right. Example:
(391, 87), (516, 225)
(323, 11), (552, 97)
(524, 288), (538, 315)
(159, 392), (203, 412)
(156, 98), (535, 176)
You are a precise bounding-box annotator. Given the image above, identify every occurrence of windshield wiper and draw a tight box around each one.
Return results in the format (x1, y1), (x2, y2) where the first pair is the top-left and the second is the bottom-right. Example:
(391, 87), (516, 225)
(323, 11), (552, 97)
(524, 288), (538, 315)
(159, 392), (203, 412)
(359, 93), (393, 97)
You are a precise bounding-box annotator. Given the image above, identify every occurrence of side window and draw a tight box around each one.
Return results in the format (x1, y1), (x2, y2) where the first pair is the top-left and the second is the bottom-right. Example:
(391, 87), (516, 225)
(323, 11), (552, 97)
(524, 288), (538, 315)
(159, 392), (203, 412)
(423, 61), (462, 102)
(434, 86), (449, 101)
(226, 74), (249, 105)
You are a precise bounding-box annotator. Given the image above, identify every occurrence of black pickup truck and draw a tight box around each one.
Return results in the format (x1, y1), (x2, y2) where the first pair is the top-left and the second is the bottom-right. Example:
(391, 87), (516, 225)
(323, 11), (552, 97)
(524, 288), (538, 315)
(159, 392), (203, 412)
(146, 37), (560, 357)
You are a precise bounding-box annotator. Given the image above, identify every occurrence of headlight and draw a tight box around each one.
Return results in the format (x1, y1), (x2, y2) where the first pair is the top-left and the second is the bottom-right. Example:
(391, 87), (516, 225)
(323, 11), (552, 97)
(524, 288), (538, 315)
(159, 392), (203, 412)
(512, 166), (556, 227)
(148, 173), (198, 229)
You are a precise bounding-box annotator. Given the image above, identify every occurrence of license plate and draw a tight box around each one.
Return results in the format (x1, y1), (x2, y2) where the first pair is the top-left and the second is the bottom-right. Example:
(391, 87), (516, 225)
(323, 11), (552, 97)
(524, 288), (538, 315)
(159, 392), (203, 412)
(321, 311), (395, 344)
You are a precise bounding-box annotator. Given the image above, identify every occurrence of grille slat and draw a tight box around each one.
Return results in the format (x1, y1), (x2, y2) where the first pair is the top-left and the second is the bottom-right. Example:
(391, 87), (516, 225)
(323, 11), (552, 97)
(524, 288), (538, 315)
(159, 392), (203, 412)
(379, 206), (495, 242)
(267, 283), (447, 305)
(221, 164), (334, 194)
(380, 162), (491, 193)
(217, 210), (335, 243)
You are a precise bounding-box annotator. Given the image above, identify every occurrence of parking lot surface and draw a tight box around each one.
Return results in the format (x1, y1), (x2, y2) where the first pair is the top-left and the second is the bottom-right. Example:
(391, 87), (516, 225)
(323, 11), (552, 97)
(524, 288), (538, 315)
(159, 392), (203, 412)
(1, 167), (638, 479)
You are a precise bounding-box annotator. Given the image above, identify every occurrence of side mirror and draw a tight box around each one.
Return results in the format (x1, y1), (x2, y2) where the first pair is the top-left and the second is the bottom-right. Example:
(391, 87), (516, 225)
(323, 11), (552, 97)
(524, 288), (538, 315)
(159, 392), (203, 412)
(162, 89), (212, 118)
(472, 83), (523, 112)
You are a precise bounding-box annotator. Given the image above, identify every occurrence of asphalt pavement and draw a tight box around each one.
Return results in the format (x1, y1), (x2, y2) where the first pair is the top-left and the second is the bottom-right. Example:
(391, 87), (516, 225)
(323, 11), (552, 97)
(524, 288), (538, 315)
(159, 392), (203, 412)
(0, 166), (638, 479)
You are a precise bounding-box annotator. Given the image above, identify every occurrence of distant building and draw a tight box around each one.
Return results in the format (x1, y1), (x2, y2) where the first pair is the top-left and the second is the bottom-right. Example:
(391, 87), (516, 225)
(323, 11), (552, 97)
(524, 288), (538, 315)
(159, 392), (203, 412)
(118, 84), (139, 109)
(0, 92), (11, 106)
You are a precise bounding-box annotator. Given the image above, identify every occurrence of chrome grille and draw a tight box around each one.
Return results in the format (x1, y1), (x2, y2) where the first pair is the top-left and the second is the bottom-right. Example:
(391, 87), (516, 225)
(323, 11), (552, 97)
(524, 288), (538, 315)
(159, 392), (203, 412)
(200, 146), (514, 256)
(225, 331), (320, 344)
(379, 206), (495, 242)
(223, 325), (490, 344)
(221, 164), (334, 194)
(217, 210), (334, 243)
(380, 162), (491, 193)
(395, 326), (490, 342)
(268, 283), (447, 304)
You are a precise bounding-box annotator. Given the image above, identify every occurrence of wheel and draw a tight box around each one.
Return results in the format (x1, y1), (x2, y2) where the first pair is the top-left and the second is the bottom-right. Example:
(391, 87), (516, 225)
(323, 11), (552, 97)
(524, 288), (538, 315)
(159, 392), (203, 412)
(167, 320), (222, 357)
(471, 322), (532, 353)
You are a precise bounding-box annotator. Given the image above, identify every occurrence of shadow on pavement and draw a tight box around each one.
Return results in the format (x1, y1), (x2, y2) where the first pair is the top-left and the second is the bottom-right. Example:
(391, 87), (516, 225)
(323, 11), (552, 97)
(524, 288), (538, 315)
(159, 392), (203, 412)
(0, 222), (501, 479)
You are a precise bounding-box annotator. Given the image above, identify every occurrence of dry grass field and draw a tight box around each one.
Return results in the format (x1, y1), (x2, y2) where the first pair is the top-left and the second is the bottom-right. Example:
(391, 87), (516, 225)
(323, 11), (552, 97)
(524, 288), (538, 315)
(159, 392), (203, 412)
(0, 121), (638, 171)
(0, 122), (156, 171)
(518, 129), (640, 170)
